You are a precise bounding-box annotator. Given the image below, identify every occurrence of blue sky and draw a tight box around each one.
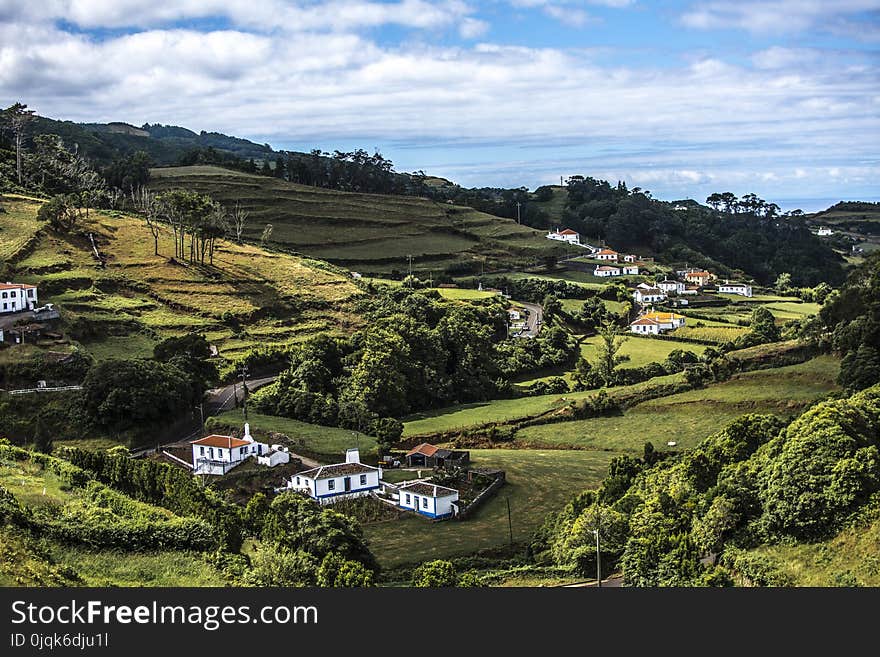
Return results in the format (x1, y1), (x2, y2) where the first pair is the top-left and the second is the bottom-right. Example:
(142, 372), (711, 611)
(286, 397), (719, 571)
(0, 0), (878, 210)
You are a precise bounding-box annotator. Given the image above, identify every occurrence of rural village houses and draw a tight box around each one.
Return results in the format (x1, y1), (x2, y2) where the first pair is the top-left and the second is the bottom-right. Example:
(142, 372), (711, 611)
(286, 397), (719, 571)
(0, 282), (38, 314)
(190, 423), (288, 475)
(286, 448), (382, 504)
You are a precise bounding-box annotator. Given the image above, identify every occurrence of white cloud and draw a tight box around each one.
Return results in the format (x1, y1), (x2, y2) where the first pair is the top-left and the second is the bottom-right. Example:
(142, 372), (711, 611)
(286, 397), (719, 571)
(459, 17), (490, 39)
(680, 1), (880, 35)
(543, 5), (593, 27)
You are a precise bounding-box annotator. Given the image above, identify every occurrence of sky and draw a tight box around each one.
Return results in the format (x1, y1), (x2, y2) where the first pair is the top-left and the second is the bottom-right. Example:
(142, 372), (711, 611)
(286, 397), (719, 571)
(0, 1), (878, 210)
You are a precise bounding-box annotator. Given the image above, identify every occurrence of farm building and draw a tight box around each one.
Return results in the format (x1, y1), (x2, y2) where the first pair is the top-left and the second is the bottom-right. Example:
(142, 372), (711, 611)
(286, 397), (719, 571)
(642, 311), (687, 330)
(286, 448), (381, 504)
(546, 228), (580, 244)
(633, 287), (667, 304)
(0, 283), (38, 314)
(397, 481), (460, 519)
(405, 443), (470, 468)
(191, 423), (274, 475)
(594, 265), (621, 278)
(594, 249), (619, 261)
(718, 282), (753, 297)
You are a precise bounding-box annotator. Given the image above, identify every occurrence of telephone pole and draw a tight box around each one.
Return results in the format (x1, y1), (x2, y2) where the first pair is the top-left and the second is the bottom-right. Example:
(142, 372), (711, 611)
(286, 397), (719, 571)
(407, 254), (413, 286)
(239, 363), (249, 420)
(516, 201), (521, 224)
(506, 497), (513, 546)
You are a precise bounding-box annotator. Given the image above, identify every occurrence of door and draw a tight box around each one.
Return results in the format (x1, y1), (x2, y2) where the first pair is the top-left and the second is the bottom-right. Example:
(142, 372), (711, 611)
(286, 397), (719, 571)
(344, 477), (351, 492)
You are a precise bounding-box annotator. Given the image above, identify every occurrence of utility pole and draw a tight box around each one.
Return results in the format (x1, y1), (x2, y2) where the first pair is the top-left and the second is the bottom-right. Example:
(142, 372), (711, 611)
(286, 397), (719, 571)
(594, 512), (602, 588)
(407, 254), (413, 284)
(239, 363), (249, 421)
(516, 201), (521, 224)
(506, 497), (513, 546)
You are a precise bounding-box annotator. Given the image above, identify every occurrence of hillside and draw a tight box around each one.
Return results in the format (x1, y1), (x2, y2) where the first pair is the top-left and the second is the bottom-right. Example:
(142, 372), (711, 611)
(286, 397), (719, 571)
(807, 201), (880, 261)
(1, 193), (365, 362)
(148, 166), (575, 275)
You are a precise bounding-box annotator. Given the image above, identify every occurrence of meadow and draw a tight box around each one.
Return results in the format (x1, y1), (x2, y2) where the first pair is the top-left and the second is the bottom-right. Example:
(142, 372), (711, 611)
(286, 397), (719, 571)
(364, 448), (620, 568)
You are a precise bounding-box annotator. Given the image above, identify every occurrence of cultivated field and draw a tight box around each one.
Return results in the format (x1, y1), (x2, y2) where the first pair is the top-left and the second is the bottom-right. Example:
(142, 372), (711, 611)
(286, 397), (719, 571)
(4, 198), (365, 361)
(149, 166), (575, 275)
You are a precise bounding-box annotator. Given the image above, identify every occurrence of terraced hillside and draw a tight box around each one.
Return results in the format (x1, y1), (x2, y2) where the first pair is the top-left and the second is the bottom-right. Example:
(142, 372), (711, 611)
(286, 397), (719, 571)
(149, 166), (576, 275)
(2, 195), (364, 362)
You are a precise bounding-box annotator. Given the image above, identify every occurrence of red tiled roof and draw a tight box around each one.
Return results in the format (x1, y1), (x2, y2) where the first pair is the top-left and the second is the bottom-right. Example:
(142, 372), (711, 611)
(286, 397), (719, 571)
(595, 266), (619, 271)
(596, 249), (618, 255)
(630, 318), (660, 326)
(191, 434), (250, 448)
(406, 442), (439, 457)
(558, 229), (578, 235)
(0, 283), (36, 290)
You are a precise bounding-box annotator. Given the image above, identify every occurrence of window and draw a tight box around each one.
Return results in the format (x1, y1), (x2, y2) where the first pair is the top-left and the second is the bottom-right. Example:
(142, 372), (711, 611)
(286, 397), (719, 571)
(359, 474), (367, 486)
(27, 289), (33, 297)
(296, 477), (300, 485)
(240, 447), (247, 456)
(404, 494), (411, 504)
(328, 480), (336, 491)
(9, 291), (15, 297)
(2, 303), (6, 310)
(1, 292), (5, 298)
(199, 446), (204, 456)
(422, 497), (428, 509)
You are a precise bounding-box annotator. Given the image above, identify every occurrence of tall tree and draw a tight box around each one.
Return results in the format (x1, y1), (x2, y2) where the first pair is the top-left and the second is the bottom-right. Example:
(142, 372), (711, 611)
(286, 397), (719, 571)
(3, 102), (35, 185)
(228, 201), (249, 243)
(131, 187), (163, 256)
(594, 318), (627, 386)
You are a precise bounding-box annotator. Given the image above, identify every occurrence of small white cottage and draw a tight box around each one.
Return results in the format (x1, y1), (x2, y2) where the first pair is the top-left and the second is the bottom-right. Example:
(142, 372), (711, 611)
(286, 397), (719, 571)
(633, 287), (667, 304)
(287, 448), (381, 504)
(717, 282), (753, 297)
(656, 280), (685, 294)
(397, 481), (460, 519)
(546, 228), (581, 244)
(191, 423), (271, 475)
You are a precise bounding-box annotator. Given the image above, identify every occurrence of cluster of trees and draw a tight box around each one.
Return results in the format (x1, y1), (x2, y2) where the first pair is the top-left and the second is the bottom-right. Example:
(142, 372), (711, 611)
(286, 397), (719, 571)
(817, 252), (880, 391)
(553, 177), (843, 286)
(537, 383), (880, 585)
(251, 287), (578, 448)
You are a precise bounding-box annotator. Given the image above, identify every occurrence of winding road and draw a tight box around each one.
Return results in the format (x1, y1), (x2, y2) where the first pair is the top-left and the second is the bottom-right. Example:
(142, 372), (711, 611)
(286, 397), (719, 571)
(514, 301), (544, 338)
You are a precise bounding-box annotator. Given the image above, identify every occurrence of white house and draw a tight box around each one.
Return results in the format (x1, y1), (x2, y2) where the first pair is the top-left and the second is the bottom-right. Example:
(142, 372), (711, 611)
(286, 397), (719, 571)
(286, 448), (381, 504)
(594, 249), (619, 261)
(718, 282), (753, 297)
(397, 481), (460, 519)
(258, 444), (291, 467)
(672, 204), (689, 211)
(594, 265), (621, 278)
(507, 308), (522, 321)
(191, 423), (272, 475)
(684, 271), (712, 286)
(622, 254), (638, 263)
(546, 228), (580, 245)
(817, 227), (833, 236)
(629, 317), (662, 335)
(656, 280), (685, 294)
(0, 283), (38, 314)
(642, 311), (686, 330)
(633, 287), (667, 304)
(620, 265), (639, 275)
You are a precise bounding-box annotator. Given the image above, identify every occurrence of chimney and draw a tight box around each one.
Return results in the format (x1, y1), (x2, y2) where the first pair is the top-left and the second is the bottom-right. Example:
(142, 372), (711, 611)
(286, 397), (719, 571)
(243, 423), (253, 442)
(345, 448), (360, 464)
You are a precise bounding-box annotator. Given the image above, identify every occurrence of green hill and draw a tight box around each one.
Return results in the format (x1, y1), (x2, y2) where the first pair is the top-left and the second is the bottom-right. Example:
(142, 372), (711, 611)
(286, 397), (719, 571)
(1, 194), (365, 363)
(148, 166), (577, 276)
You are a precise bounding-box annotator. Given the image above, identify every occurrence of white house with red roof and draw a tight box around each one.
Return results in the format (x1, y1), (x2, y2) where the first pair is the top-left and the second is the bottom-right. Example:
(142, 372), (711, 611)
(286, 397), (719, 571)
(286, 448), (382, 504)
(594, 249), (619, 261)
(546, 228), (581, 245)
(633, 287), (667, 304)
(594, 265), (621, 277)
(190, 423), (272, 475)
(0, 282), (38, 314)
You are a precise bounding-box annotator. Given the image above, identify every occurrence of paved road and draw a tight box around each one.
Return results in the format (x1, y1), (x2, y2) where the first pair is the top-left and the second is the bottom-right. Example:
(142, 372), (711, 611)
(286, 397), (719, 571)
(204, 376), (278, 414)
(514, 301), (544, 338)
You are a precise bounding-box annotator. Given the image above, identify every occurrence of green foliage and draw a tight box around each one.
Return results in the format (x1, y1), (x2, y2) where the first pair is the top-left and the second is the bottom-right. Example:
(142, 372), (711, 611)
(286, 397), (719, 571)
(839, 345), (880, 393)
(243, 544), (319, 586)
(316, 552), (375, 587)
(411, 559), (458, 587)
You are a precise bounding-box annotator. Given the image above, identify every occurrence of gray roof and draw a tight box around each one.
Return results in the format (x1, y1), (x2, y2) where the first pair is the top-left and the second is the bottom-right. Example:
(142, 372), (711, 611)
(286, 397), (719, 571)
(298, 462), (378, 480)
(399, 481), (459, 498)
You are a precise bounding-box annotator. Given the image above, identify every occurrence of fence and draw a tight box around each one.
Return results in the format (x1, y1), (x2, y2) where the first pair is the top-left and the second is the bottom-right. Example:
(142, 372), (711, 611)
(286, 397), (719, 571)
(7, 385), (82, 395)
(456, 470), (506, 520)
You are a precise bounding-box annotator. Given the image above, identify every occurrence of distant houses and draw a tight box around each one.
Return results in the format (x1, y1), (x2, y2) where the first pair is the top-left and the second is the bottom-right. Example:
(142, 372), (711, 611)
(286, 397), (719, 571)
(718, 282), (753, 297)
(633, 287), (666, 304)
(286, 448), (381, 505)
(594, 264), (638, 278)
(684, 270), (712, 286)
(816, 227), (833, 236)
(594, 249), (619, 261)
(656, 280), (685, 294)
(0, 282), (38, 314)
(405, 443), (470, 469)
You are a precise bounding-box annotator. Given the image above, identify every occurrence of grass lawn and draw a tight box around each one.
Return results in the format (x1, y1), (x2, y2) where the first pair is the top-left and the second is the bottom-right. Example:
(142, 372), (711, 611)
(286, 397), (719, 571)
(514, 356), (840, 452)
(506, 271), (606, 290)
(674, 325), (750, 343)
(209, 410), (378, 460)
(435, 288), (499, 301)
(364, 448), (619, 568)
(580, 334), (707, 369)
(0, 195), (44, 262)
(78, 334), (159, 361)
(402, 372), (686, 436)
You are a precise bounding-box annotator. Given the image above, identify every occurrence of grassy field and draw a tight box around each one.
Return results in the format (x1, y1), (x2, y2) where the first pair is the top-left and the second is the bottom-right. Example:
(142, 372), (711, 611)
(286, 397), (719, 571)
(0, 194), (45, 261)
(513, 356), (840, 451)
(435, 288), (499, 301)
(673, 325), (750, 343)
(580, 334), (707, 369)
(402, 372), (686, 436)
(364, 448), (619, 568)
(149, 166), (576, 275)
(5, 197), (365, 361)
(745, 504), (880, 586)
(209, 410), (378, 460)
(505, 271), (606, 289)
